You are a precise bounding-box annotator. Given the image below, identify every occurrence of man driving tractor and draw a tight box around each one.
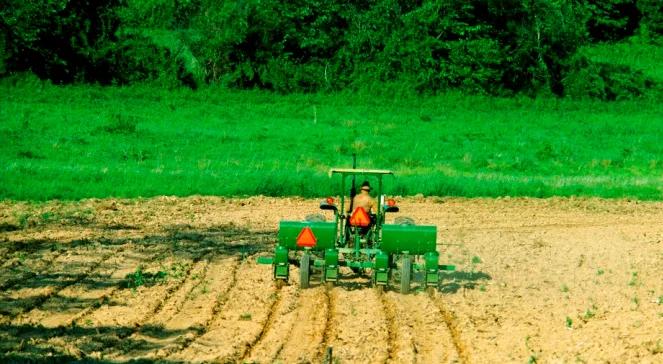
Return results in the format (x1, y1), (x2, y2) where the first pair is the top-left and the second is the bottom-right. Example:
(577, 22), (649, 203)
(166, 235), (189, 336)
(347, 181), (376, 215)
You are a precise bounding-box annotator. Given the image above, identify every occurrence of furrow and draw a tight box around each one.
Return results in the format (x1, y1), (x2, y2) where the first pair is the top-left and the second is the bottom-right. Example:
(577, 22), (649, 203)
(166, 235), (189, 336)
(316, 286), (335, 363)
(167, 258), (277, 363)
(385, 292), (460, 363)
(272, 267), (329, 363)
(75, 249), (213, 358)
(379, 289), (398, 363)
(0, 243), (126, 325)
(145, 256), (240, 360)
(0, 242), (66, 291)
(240, 283), (284, 361)
(105, 254), (216, 361)
(431, 295), (471, 364)
(323, 282), (389, 363)
(12, 242), (156, 328)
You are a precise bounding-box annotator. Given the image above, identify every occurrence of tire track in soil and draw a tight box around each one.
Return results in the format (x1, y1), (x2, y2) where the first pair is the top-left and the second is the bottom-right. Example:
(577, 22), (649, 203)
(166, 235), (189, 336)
(166, 258), (278, 363)
(431, 295), (471, 364)
(322, 281), (390, 363)
(0, 243), (127, 324)
(384, 292), (460, 363)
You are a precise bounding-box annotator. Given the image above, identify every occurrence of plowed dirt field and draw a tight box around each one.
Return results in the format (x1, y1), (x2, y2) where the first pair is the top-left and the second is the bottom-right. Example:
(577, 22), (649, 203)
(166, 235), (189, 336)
(1, 196), (662, 363)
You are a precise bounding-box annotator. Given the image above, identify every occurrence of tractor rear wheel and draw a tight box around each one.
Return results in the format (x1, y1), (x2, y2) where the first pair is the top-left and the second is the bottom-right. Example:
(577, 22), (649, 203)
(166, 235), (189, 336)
(300, 253), (310, 289)
(400, 256), (411, 294)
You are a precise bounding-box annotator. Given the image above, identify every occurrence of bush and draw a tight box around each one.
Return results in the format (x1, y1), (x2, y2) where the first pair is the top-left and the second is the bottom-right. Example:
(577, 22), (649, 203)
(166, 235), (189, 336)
(563, 55), (655, 100)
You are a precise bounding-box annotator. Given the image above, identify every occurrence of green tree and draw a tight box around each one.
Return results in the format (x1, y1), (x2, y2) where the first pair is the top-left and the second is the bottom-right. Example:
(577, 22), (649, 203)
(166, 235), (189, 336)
(637, 0), (663, 37)
(0, 0), (120, 83)
(586, 0), (641, 41)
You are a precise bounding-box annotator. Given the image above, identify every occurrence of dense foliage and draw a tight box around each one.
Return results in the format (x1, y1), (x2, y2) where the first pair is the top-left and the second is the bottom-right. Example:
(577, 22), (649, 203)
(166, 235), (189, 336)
(1, 0), (661, 98)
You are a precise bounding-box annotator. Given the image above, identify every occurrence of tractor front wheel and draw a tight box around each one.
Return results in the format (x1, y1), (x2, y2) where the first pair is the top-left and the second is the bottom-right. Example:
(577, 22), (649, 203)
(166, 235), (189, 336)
(400, 256), (411, 294)
(300, 253), (310, 289)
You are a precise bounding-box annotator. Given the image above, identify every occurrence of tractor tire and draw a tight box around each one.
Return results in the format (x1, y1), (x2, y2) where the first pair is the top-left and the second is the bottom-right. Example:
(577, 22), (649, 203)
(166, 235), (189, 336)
(400, 256), (411, 294)
(300, 253), (310, 289)
(394, 216), (415, 226)
(305, 213), (326, 222)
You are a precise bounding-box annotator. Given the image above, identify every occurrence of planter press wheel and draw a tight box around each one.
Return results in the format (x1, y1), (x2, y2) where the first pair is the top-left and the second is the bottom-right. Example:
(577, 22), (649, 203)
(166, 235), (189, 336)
(400, 255), (411, 294)
(300, 252), (310, 289)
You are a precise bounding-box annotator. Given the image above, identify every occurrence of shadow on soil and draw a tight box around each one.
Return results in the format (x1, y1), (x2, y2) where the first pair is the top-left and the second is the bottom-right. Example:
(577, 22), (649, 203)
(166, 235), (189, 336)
(0, 223), (274, 363)
(440, 270), (492, 293)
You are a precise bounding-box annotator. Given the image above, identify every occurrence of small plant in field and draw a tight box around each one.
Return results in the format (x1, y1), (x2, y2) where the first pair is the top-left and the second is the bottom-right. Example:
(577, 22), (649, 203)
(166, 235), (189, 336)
(201, 282), (210, 294)
(479, 284), (486, 292)
(632, 295), (639, 308)
(657, 296), (662, 305)
(84, 319), (93, 327)
(126, 266), (145, 290)
(560, 284), (569, 293)
(628, 271), (638, 286)
(169, 262), (188, 280)
(596, 268), (604, 276)
(582, 308), (595, 320)
(471, 255), (482, 264)
(565, 316), (573, 329)
(525, 335), (538, 363)
(17, 213), (30, 229)
(239, 313), (252, 321)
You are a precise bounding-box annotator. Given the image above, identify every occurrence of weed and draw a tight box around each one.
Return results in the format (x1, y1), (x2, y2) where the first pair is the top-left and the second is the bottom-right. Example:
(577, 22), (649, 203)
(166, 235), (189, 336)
(84, 319), (94, 327)
(565, 316), (573, 329)
(169, 262), (189, 280)
(657, 296), (662, 305)
(582, 308), (595, 320)
(471, 256), (482, 265)
(479, 284), (486, 292)
(632, 295), (639, 308)
(527, 355), (538, 364)
(125, 266), (145, 289)
(596, 268), (604, 276)
(628, 271), (639, 286)
(239, 313), (252, 321)
(560, 284), (569, 293)
(16, 213), (30, 229)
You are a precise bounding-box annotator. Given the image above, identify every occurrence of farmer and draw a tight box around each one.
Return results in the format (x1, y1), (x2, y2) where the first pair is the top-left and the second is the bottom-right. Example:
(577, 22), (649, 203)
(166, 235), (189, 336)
(348, 180), (376, 215)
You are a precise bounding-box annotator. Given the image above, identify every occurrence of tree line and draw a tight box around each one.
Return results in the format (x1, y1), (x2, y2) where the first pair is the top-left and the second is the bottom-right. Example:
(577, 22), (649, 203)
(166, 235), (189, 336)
(1, 0), (661, 99)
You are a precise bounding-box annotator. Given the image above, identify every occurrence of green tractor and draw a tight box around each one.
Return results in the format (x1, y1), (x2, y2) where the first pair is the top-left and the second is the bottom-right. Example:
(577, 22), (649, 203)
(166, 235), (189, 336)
(257, 163), (454, 293)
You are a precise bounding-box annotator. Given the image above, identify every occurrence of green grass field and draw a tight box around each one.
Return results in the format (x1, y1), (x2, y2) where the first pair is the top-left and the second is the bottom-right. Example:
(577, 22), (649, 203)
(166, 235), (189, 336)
(2, 75), (663, 201)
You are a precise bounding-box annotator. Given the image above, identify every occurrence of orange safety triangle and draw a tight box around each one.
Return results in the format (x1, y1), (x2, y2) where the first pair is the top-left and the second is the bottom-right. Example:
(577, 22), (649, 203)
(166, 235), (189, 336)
(296, 226), (317, 247)
(349, 207), (371, 227)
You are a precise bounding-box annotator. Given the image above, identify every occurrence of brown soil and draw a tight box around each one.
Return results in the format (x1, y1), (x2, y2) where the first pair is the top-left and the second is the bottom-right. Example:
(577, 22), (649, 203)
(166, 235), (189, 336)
(1, 196), (662, 363)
